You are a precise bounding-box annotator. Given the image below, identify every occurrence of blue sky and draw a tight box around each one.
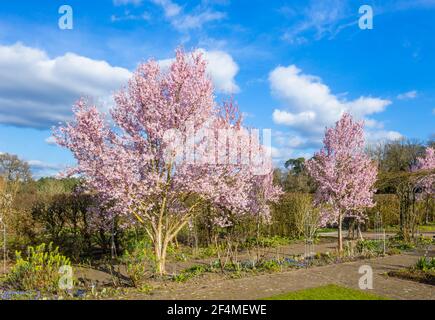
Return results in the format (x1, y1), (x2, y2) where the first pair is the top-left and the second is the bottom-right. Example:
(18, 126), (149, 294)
(0, 0), (434, 177)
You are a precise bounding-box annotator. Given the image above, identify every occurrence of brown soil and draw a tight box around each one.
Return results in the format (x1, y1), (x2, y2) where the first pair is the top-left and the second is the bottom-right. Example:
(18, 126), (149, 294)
(388, 269), (435, 286)
(2, 238), (434, 300)
(78, 241), (434, 300)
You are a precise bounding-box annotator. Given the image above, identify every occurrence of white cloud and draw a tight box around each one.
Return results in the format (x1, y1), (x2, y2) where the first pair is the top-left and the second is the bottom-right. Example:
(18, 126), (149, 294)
(270, 65), (391, 133)
(397, 90), (418, 100)
(273, 130), (321, 149)
(27, 160), (64, 170)
(270, 130), (323, 166)
(270, 143), (314, 168)
(150, 0), (225, 30)
(282, 0), (353, 44)
(111, 11), (151, 22)
(159, 48), (239, 94)
(199, 49), (239, 94)
(377, 0), (435, 13)
(269, 64), (399, 161)
(172, 10), (226, 30)
(271, 145), (293, 163)
(273, 110), (316, 128)
(151, 0), (181, 17)
(281, 0), (435, 45)
(45, 136), (57, 145)
(271, 146), (293, 161)
(345, 97), (392, 118)
(365, 130), (402, 142)
(113, 0), (143, 6)
(27, 160), (66, 178)
(0, 43), (131, 128)
(0, 43), (239, 129)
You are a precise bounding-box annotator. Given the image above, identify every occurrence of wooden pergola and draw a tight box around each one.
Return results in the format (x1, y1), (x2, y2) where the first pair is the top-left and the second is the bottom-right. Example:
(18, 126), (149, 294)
(376, 169), (434, 241)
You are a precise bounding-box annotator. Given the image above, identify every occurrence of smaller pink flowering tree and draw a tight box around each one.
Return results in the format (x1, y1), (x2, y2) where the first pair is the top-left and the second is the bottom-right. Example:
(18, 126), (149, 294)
(416, 146), (435, 172)
(204, 101), (282, 231)
(306, 113), (378, 251)
(414, 146), (435, 223)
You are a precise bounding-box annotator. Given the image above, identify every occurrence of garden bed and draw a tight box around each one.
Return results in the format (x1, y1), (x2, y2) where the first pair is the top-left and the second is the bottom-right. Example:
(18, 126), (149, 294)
(388, 256), (435, 286)
(262, 284), (388, 300)
(388, 269), (435, 286)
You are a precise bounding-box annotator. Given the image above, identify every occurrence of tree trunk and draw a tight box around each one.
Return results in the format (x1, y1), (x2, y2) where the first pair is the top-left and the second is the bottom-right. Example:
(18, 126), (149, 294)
(148, 198), (200, 276)
(152, 217), (190, 275)
(347, 219), (355, 239)
(154, 236), (168, 276)
(357, 223), (364, 240)
(338, 214), (343, 252)
(153, 225), (168, 276)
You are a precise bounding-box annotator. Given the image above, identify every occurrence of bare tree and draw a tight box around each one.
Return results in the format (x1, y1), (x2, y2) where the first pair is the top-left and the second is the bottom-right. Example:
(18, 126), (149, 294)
(0, 153), (32, 182)
(367, 138), (425, 173)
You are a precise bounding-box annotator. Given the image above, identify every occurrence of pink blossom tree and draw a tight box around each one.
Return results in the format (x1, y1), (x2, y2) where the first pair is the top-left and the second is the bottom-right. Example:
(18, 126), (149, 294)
(414, 147), (435, 223)
(306, 113), (378, 251)
(416, 147), (435, 171)
(212, 101), (283, 228)
(54, 49), (278, 274)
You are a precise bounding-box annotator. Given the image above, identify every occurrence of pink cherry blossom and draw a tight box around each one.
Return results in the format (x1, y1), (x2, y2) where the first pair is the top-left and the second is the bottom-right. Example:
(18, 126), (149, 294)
(414, 146), (435, 198)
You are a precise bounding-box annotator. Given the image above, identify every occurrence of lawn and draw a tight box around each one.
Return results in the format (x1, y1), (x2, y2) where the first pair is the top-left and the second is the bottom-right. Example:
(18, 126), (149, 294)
(316, 228), (337, 233)
(418, 223), (435, 232)
(263, 284), (389, 300)
(370, 223), (435, 233)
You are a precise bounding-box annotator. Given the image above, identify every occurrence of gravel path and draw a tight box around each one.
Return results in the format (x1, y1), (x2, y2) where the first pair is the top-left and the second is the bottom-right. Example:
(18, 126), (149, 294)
(132, 251), (434, 300)
(2, 235), (433, 300)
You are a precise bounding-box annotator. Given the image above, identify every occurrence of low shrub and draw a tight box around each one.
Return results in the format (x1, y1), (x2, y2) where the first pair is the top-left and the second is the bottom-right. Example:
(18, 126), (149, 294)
(415, 235), (434, 247)
(415, 257), (435, 272)
(390, 238), (415, 251)
(172, 265), (209, 282)
(194, 246), (218, 259)
(386, 247), (402, 255)
(6, 243), (72, 293)
(243, 235), (291, 249)
(257, 259), (282, 272)
(356, 240), (383, 255)
(120, 238), (154, 287)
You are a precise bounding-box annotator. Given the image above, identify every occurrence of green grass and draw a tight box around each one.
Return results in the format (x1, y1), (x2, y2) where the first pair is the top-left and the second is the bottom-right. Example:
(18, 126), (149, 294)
(418, 223), (435, 232)
(368, 223), (435, 233)
(263, 284), (389, 300)
(316, 228), (337, 233)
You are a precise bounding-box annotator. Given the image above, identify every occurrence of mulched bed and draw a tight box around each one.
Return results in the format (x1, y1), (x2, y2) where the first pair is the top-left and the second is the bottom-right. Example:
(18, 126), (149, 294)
(388, 269), (435, 286)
